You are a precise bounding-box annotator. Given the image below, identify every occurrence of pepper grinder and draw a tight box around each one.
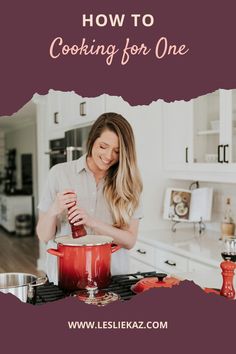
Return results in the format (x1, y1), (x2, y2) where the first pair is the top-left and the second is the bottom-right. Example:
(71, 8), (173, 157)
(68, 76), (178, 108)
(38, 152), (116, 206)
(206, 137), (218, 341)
(65, 192), (87, 238)
(220, 260), (236, 299)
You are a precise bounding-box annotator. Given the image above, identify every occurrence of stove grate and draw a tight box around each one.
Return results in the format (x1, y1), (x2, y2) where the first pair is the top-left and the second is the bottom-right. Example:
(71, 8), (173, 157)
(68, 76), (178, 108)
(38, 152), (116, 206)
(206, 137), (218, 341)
(33, 271), (161, 304)
(35, 283), (66, 304)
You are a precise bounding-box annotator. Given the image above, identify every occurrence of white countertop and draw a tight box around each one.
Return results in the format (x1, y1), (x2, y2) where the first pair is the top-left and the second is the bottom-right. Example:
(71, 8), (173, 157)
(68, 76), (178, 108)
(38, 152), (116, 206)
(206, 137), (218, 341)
(137, 228), (236, 291)
(138, 228), (222, 268)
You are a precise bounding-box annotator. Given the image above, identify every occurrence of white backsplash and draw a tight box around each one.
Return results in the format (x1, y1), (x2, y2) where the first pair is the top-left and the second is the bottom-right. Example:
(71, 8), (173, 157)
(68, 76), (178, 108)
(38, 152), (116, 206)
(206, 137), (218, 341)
(168, 179), (236, 233)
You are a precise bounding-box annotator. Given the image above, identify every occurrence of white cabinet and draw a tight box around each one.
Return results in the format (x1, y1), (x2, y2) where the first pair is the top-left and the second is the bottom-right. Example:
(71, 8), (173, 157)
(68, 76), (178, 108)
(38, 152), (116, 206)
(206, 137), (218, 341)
(188, 259), (218, 273)
(191, 89), (236, 166)
(46, 90), (106, 140)
(46, 90), (64, 139)
(129, 239), (218, 278)
(129, 258), (156, 273)
(59, 92), (105, 129)
(162, 100), (193, 171)
(81, 95), (106, 124)
(155, 248), (188, 273)
(225, 89), (236, 164)
(163, 89), (236, 182)
(129, 240), (156, 268)
(0, 195), (32, 232)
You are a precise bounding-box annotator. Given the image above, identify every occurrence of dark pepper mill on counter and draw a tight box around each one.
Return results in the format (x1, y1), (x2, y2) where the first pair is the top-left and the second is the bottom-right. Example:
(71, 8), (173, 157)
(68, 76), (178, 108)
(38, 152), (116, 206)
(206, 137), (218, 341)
(65, 192), (87, 239)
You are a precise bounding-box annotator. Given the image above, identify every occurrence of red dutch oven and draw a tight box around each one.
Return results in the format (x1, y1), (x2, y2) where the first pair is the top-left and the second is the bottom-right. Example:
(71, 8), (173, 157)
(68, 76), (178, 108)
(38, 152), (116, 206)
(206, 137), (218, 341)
(131, 273), (180, 294)
(47, 235), (120, 292)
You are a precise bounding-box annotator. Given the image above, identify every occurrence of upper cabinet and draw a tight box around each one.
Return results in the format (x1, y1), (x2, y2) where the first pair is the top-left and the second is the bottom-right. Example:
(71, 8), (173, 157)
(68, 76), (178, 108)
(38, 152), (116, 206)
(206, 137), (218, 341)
(46, 90), (63, 138)
(46, 90), (106, 139)
(163, 89), (236, 183)
(162, 100), (193, 171)
(192, 89), (236, 165)
(193, 90), (220, 164)
(228, 89), (236, 163)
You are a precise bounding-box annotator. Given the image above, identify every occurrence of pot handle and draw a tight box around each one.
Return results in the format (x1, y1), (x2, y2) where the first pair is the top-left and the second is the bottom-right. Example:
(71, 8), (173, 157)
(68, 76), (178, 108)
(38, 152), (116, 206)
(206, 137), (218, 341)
(27, 276), (48, 302)
(30, 276), (48, 287)
(111, 243), (121, 253)
(47, 248), (64, 257)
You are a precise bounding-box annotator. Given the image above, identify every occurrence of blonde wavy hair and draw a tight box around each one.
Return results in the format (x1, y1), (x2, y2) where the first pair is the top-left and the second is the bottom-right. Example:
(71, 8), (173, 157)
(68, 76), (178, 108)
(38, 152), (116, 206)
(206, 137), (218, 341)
(87, 113), (143, 228)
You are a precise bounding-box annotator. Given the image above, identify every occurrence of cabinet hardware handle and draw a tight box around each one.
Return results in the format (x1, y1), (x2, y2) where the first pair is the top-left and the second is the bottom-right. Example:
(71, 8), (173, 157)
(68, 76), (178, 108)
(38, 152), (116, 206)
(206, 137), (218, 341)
(185, 147), (188, 163)
(80, 102), (86, 116)
(164, 260), (176, 266)
(137, 249), (147, 255)
(223, 144), (229, 163)
(54, 112), (59, 124)
(217, 145), (223, 163)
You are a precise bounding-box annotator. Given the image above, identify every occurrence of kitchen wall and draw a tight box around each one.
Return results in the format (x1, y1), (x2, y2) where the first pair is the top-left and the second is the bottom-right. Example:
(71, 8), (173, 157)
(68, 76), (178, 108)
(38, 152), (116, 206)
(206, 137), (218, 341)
(207, 182), (236, 228)
(5, 121), (38, 205)
(163, 178), (236, 234)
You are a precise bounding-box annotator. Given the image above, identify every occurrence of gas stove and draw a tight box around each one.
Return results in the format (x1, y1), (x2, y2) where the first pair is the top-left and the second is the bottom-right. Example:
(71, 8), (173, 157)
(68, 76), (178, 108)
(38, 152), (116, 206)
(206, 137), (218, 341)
(34, 271), (159, 305)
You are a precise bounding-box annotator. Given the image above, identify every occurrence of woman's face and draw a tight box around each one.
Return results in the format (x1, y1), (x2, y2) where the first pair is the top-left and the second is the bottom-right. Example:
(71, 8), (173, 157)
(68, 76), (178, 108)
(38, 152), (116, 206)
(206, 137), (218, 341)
(91, 129), (119, 171)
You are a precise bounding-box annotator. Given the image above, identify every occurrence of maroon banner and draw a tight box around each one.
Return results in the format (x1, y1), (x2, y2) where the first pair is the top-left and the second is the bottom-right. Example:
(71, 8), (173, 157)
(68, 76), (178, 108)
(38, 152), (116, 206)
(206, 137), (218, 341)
(0, 1), (236, 353)
(0, 281), (234, 354)
(0, 0), (236, 114)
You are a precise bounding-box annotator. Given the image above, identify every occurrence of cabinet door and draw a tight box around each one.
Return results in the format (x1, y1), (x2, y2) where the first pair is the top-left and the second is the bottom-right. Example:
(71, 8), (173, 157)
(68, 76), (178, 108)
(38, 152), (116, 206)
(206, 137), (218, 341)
(192, 90), (221, 164)
(62, 92), (91, 129)
(62, 92), (105, 130)
(155, 248), (188, 274)
(129, 241), (156, 267)
(46, 91), (105, 139)
(129, 257), (156, 273)
(188, 259), (218, 273)
(187, 260), (221, 288)
(228, 89), (236, 163)
(163, 90), (236, 182)
(46, 90), (63, 138)
(162, 100), (193, 171)
(192, 89), (235, 167)
(82, 95), (106, 123)
(60, 91), (80, 129)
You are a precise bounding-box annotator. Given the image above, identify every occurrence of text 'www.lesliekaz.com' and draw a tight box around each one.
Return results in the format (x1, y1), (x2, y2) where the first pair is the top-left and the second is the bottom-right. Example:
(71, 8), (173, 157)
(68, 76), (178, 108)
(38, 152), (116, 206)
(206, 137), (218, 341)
(67, 320), (168, 330)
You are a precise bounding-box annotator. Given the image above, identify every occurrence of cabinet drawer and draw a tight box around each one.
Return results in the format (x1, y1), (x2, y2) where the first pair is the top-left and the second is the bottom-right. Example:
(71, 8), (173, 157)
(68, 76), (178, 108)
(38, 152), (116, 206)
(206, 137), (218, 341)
(155, 249), (188, 273)
(188, 260), (218, 273)
(130, 241), (155, 267)
(129, 257), (156, 273)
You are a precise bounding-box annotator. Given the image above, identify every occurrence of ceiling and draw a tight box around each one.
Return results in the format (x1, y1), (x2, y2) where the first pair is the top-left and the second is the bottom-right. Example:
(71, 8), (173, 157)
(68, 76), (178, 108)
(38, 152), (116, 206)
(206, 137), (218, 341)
(0, 100), (36, 131)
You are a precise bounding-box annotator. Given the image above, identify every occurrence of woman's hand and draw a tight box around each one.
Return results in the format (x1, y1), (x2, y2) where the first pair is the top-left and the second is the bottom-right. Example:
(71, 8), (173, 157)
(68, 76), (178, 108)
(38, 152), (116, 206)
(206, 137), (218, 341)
(68, 205), (97, 229)
(67, 205), (139, 249)
(49, 190), (77, 217)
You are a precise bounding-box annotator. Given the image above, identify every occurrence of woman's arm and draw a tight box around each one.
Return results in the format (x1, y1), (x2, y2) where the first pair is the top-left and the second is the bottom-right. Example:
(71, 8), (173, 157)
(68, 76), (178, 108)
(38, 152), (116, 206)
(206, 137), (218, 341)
(36, 210), (58, 243)
(36, 191), (77, 243)
(68, 207), (140, 249)
(92, 218), (140, 250)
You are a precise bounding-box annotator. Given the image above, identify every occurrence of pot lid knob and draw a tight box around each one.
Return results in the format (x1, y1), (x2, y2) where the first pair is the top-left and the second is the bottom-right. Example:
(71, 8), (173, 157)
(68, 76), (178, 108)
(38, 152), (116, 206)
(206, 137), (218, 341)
(156, 273), (167, 282)
(85, 279), (98, 298)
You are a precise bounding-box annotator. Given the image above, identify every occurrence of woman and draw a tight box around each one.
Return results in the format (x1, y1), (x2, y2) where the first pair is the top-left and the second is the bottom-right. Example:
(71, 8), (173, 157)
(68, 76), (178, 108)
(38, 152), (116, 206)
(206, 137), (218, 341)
(37, 112), (143, 283)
